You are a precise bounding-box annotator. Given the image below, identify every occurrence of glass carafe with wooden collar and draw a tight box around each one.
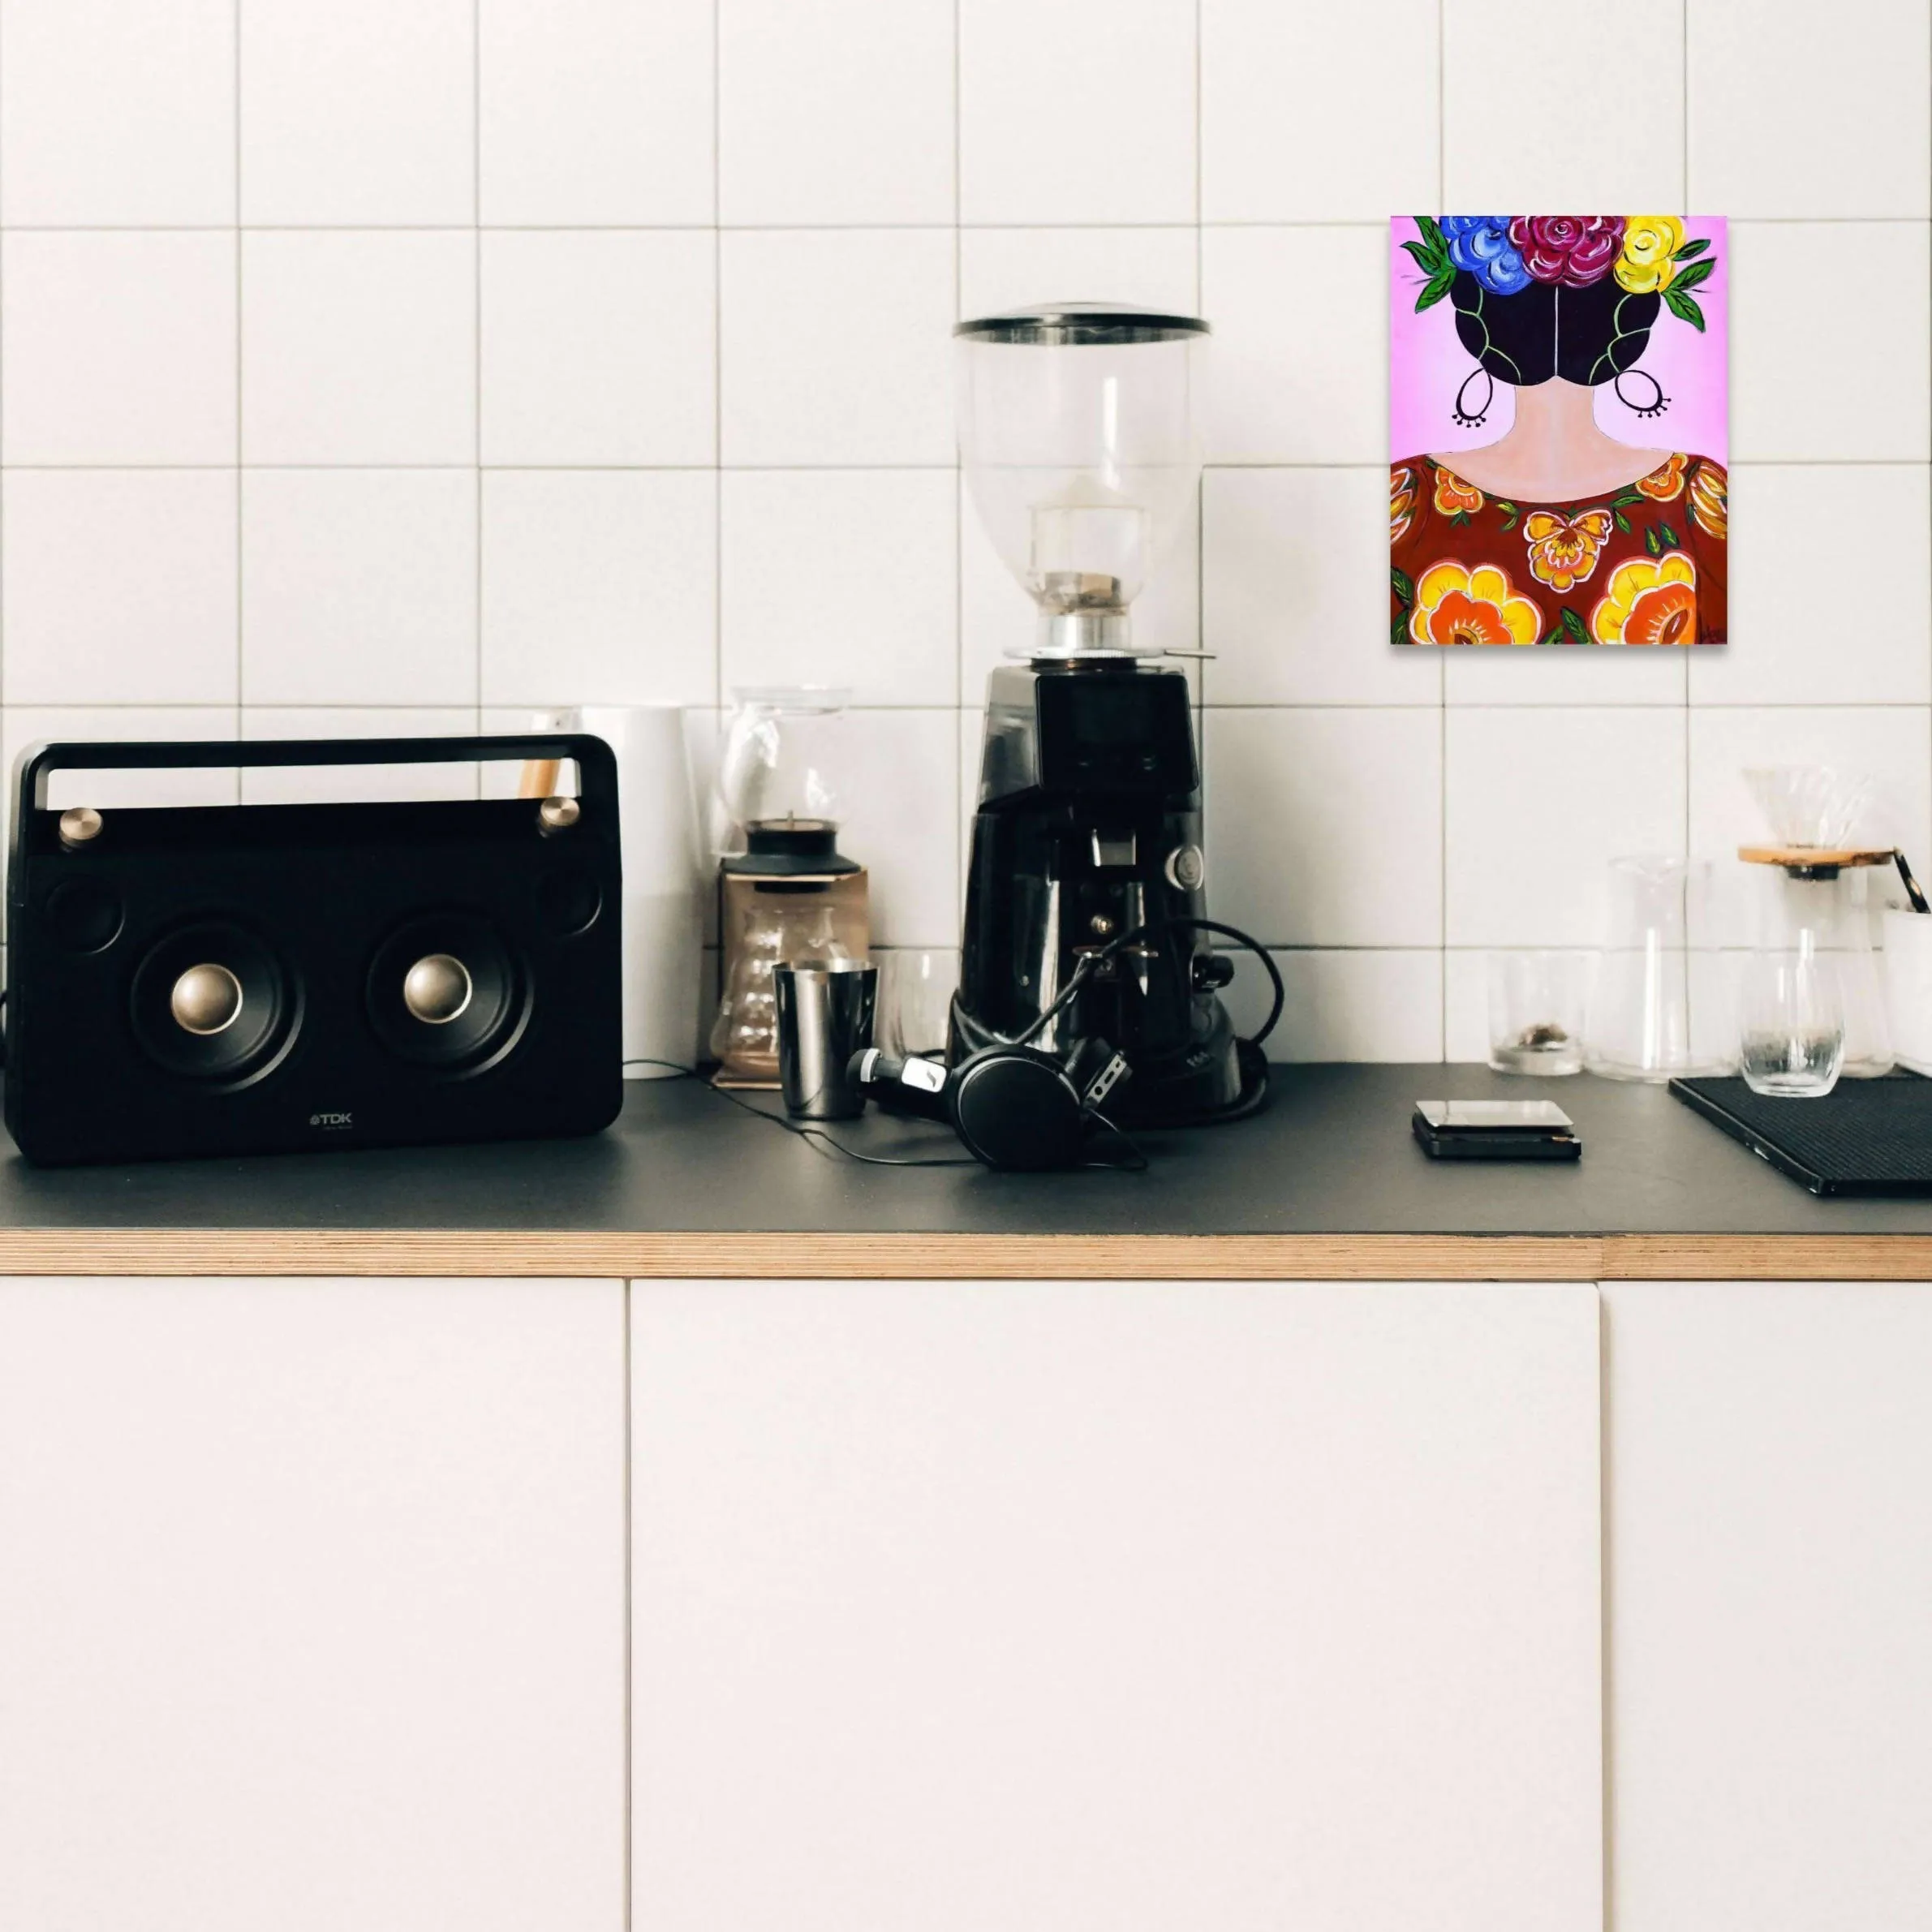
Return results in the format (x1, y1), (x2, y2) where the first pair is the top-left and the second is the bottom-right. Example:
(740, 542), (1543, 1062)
(1740, 841), (1894, 1080)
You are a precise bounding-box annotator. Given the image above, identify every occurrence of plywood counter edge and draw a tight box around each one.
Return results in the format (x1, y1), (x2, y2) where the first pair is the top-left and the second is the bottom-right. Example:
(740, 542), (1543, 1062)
(0, 1228), (1929, 1280)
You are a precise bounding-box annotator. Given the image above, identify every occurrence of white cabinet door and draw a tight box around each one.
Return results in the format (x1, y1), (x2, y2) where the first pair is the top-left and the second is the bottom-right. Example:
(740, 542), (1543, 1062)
(630, 1278), (1603, 1932)
(1604, 1280), (1932, 1932)
(0, 1276), (627, 1932)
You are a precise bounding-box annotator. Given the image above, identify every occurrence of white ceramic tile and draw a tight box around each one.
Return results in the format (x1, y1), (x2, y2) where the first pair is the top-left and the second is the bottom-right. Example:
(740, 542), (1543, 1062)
(1205, 708), (1444, 947)
(720, 230), (955, 466)
(480, 471), (716, 708)
(1202, 0), (1439, 222)
(837, 710), (960, 947)
(961, 0), (1194, 224)
(961, 485), (1200, 692)
(239, 708), (480, 802)
(1689, 707), (1932, 936)
(1201, 227), (1388, 464)
(1444, 646), (1689, 707)
(0, 0), (233, 224)
(1443, 949), (1491, 1063)
(1203, 467), (1441, 704)
(1689, 0), (1931, 217)
(480, 0), (712, 225)
(241, 0), (473, 225)
(242, 471), (478, 706)
(1, 234), (236, 465)
(721, 0), (953, 224)
(1689, 464), (1931, 707)
(1732, 223), (1930, 463)
(3, 472), (237, 706)
(721, 471), (957, 708)
(1445, 708), (1688, 946)
(481, 231), (716, 466)
(957, 229), (1200, 321)
(1222, 949), (1444, 1061)
(1444, 0), (1684, 209)
(242, 232), (475, 465)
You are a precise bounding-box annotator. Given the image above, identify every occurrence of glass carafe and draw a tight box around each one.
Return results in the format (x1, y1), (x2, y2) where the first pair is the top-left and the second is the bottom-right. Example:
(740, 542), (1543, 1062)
(1585, 856), (1736, 1080)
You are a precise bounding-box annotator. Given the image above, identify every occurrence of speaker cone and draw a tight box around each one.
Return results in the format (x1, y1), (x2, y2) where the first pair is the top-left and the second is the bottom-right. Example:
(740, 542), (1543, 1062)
(131, 923), (298, 1082)
(368, 913), (528, 1070)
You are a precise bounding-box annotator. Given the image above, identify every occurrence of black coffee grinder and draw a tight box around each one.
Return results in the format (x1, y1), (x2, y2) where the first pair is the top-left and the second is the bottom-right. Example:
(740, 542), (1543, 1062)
(952, 305), (1267, 1125)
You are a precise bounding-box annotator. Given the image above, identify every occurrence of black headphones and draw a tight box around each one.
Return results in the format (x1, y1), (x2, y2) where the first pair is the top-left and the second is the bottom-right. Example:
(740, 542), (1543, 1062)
(850, 1038), (1133, 1172)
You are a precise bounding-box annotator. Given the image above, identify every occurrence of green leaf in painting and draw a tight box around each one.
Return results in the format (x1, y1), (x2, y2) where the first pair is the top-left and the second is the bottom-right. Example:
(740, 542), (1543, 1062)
(1416, 215), (1447, 255)
(1659, 522), (1679, 549)
(1401, 239), (1438, 273)
(1672, 238), (1710, 261)
(1561, 607), (1590, 643)
(1610, 492), (1646, 509)
(1672, 258), (1715, 293)
(1613, 510), (1631, 534)
(1449, 510), (1470, 527)
(1663, 288), (1706, 331)
(1644, 524), (1663, 557)
(1392, 566), (1415, 603)
(1392, 613), (1412, 647)
(1498, 514), (1517, 533)
(1416, 271), (1454, 312)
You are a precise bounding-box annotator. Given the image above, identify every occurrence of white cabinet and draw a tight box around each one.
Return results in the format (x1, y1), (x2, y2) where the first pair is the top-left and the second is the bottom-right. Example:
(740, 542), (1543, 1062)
(0, 1276), (627, 1932)
(630, 1278), (1603, 1932)
(1603, 1280), (1932, 1932)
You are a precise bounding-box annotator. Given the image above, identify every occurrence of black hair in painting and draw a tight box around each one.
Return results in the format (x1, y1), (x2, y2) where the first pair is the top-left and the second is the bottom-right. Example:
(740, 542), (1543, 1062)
(1449, 270), (1662, 388)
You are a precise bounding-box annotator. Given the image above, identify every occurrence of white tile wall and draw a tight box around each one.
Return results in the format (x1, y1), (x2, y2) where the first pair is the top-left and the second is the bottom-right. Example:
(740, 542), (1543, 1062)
(0, 0), (1925, 1062)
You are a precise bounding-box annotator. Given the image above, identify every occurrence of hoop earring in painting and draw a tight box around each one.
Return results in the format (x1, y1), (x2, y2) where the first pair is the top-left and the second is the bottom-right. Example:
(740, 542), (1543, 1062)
(1615, 370), (1669, 420)
(1452, 368), (1494, 428)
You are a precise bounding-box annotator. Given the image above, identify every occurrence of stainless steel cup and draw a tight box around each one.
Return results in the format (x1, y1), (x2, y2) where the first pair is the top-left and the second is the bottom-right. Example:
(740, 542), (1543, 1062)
(775, 963), (877, 1119)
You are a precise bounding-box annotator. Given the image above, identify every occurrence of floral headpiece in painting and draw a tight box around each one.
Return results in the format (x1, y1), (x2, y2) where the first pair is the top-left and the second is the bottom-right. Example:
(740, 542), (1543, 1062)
(1402, 217), (1715, 423)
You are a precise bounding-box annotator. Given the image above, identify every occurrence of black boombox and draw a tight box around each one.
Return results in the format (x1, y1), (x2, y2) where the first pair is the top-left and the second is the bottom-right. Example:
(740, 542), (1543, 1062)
(3, 735), (623, 1166)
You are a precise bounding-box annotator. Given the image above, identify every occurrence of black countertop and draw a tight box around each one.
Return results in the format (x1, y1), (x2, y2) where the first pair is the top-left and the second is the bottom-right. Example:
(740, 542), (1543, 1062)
(4, 1064), (1930, 1239)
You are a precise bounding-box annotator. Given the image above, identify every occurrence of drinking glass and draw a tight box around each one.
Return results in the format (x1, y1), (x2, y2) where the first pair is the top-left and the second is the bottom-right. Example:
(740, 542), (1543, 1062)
(877, 949), (960, 1059)
(1487, 952), (1590, 1075)
(1739, 949), (1845, 1097)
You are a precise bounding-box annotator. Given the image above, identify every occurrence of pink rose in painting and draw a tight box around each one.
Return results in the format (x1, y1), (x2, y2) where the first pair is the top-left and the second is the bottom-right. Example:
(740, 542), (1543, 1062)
(1508, 216), (1627, 288)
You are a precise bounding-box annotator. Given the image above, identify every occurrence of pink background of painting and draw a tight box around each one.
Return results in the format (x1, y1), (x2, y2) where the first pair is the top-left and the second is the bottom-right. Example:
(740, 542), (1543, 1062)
(1388, 217), (1728, 467)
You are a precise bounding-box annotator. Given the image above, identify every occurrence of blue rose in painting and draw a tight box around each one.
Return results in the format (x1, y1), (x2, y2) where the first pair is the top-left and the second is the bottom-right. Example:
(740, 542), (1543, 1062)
(1438, 216), (1531, 295)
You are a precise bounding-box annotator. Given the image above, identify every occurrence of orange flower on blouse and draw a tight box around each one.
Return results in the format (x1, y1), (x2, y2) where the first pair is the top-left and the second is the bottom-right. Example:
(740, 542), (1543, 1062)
(1433, 467), (1486, 515)
(1407, 562), (1543, 646)
(1523, 508), (1614, 592)
(1391, 454), (1727, 646)
(1634, 452), (1688, 501)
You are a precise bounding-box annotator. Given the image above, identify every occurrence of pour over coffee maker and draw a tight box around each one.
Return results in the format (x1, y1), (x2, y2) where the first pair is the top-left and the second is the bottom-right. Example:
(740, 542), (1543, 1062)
(953, 304), (1262, 1123)
(710, 688), (869, 1086)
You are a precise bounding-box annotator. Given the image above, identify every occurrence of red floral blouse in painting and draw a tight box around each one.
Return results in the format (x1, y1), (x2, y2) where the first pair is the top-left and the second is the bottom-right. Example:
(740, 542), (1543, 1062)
(1390, 453), (1727, 646)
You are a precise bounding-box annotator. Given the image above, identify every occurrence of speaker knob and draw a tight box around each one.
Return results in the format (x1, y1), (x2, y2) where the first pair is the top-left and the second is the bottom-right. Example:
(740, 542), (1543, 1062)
(402, 952), (473, 1025)
(170, 962), (244, 1036)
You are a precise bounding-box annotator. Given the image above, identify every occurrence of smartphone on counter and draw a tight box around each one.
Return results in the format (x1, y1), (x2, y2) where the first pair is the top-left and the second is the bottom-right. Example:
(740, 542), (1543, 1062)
(1413, 1099), (1581, 1162)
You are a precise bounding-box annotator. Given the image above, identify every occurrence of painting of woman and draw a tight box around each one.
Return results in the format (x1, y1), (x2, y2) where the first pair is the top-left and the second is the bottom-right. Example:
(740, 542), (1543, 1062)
(1391, 216), (1727, 647)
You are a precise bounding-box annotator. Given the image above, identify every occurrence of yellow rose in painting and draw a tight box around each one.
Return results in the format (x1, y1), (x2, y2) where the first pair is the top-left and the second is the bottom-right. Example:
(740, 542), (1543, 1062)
(1614, 217), (1685, 295)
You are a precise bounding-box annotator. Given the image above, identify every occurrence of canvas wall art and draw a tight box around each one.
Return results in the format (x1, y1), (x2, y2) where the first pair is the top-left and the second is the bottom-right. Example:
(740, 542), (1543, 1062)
(1390, 216), (1728, 648)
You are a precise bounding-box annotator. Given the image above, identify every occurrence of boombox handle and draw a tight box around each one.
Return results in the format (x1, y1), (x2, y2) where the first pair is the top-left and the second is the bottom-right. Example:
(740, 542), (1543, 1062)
(12, 734), (622, 869)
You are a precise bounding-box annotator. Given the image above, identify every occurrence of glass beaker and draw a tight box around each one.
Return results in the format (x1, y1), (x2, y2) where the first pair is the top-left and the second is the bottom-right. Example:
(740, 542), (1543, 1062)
(715, 686), (854, 847)
(1585, 856), (1736, 1081)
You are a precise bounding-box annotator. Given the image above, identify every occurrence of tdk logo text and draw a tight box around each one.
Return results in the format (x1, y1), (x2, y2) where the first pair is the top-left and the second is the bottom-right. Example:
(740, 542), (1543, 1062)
(309, 1111), (354, 1130)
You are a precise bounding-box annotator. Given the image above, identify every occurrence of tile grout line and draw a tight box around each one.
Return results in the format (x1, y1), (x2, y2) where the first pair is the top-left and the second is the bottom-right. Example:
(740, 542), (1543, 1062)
(472, 0), (483, 743)
(1437, 0), (1448, 1058)
(232, 0), (242, 759)
(712, 0), (723, 721)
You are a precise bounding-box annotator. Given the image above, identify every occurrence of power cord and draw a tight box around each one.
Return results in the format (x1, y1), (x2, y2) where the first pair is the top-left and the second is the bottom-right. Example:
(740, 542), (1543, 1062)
(624, 1058), (1147, 1173)
(624, 1059), (979, 1167)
